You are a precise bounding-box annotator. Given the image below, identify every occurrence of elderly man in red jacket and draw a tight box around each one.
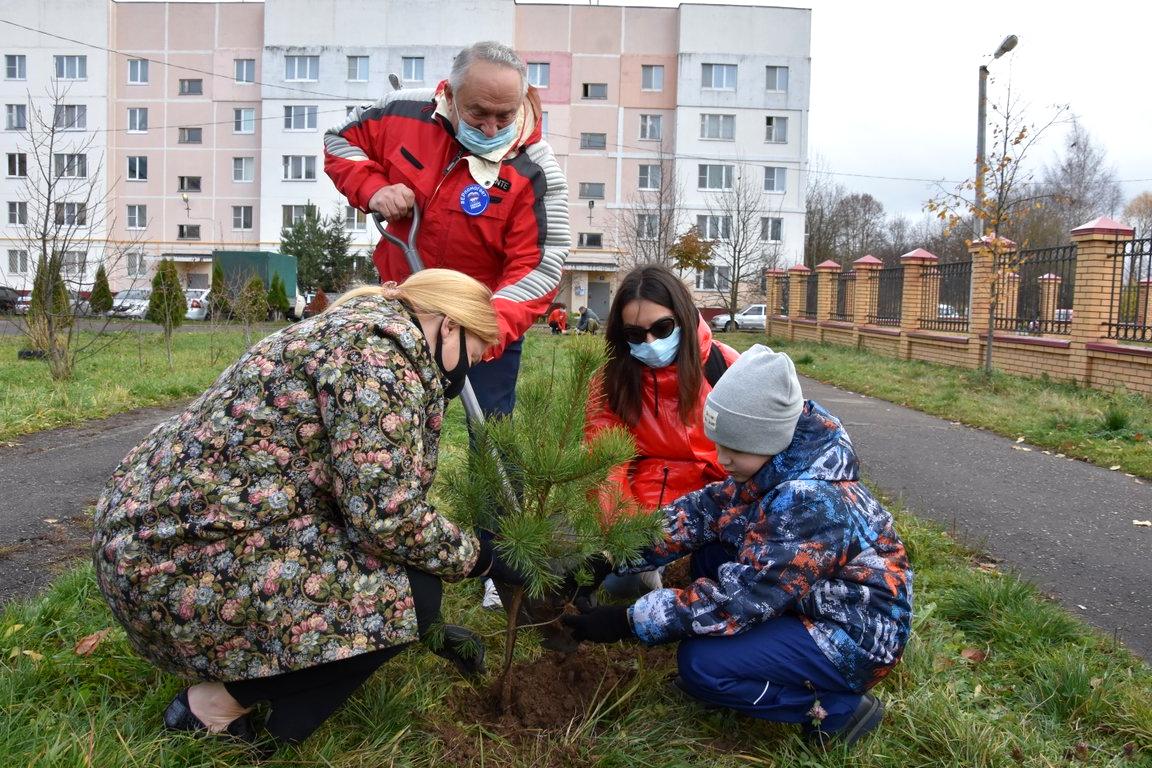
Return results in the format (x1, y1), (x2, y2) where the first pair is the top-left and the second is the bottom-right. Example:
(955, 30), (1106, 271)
(325, 40), (569, 420)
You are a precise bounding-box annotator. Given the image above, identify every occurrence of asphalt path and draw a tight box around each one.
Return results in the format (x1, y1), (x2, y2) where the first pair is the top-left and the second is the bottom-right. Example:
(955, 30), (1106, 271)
(0, 378), (1148, 660)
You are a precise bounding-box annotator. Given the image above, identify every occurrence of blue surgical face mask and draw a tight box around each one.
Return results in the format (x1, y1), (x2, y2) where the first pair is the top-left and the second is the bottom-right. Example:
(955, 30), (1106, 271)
(454, 102), (517, 156)
(628, 327), (681, 368)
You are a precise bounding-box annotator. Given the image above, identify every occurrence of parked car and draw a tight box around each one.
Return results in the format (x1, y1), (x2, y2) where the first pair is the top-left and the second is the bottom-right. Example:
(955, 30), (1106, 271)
(937, 303), (963, 319)
(15, 294), (32, 315)
(710, 304), (767, 332)
(185, 289), (210, 321)
(0, 285), (17, 314)
(110, 288), (152, 319)
(1055, 308), (1074, 323)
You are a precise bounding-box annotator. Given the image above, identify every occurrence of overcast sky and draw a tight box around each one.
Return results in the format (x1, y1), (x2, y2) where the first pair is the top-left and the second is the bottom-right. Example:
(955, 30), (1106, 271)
(534, 0), (1152, 223)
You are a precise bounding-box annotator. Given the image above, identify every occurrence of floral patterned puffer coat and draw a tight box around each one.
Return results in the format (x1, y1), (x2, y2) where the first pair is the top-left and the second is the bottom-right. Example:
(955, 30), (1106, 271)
(92, 295), (480, 682)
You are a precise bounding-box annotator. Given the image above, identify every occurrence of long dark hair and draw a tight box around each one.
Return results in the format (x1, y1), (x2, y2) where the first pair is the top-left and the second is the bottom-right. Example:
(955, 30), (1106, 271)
(601, 265), (703, 426)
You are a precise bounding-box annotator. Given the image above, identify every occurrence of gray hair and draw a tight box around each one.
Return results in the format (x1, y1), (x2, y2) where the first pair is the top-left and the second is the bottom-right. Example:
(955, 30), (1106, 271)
(449, 41), (528, 96)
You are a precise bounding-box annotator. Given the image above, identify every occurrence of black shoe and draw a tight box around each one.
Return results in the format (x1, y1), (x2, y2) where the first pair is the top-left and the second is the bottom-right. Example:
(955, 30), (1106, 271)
(430, 625), (486, 678)
(163, 688), (258, 743)
(804, 693), (884, 747)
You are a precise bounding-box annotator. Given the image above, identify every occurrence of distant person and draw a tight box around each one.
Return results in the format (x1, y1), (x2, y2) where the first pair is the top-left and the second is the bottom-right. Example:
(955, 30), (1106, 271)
(575, 305), (600, 334)
(92, 270), (525, 750)
(547, 305), (568, 335)
(583, 265), (738, 597)
(565, 345), (913, 747)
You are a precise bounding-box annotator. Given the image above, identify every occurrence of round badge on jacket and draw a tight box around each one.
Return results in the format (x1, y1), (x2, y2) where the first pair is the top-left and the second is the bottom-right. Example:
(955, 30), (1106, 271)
(459, 184), (490, 216)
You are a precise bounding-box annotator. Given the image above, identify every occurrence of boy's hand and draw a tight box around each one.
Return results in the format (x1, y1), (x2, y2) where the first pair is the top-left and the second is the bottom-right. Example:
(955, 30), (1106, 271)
(561, 605), (633, 643)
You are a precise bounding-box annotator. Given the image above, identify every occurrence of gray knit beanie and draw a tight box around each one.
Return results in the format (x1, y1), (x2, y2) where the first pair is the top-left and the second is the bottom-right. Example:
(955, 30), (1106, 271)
(703, 344), (803, 456)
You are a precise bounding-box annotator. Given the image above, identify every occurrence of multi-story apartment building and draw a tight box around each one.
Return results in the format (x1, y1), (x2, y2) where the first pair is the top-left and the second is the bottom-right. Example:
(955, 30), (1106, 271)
(0, 0), (810, 316)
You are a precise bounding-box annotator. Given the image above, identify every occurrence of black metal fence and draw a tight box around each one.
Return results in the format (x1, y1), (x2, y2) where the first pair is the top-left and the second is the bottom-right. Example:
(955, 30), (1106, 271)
(1109, 237), (1152, 342)
(994, 245), (1077, 335)
(868, 266), (903, 326)
(831, 271), (856, 322)
(919, 259), (971, 332)
(802, 272), (819, 319)
(774, 275), (789, 316)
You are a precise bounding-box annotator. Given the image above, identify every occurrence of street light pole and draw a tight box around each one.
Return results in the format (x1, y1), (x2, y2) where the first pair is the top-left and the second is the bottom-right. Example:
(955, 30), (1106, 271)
(973, 34), (1018, 240)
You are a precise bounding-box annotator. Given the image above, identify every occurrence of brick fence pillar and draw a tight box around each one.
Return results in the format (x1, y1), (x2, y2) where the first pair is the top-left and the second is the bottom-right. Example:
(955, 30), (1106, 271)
(1038, 273), (1062, 328)
(788, 264), (811, 320)
(852, 255), (883, 326)
(1069, 216), (1136, 383)
(815, 260), (841, 325)
(898, 248), (938, 359)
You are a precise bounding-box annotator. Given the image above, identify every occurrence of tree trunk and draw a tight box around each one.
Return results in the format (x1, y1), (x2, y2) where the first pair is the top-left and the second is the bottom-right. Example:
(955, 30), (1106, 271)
(498, 586), (524, 713)
(165, 327), (173, 369)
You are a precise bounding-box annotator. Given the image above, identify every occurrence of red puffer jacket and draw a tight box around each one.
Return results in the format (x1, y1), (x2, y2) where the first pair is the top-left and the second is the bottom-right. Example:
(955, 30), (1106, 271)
(324, 82), (569, 356)
(585, 318), (739, 520)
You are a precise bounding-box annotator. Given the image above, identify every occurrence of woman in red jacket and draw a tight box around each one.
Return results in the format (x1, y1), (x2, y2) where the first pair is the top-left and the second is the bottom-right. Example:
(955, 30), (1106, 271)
(585, 265), (739, 595)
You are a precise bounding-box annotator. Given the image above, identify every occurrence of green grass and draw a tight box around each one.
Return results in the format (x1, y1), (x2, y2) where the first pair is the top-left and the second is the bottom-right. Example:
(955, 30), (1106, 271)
(0, 332), (1148, 767)
(715, 332), (1152, 479)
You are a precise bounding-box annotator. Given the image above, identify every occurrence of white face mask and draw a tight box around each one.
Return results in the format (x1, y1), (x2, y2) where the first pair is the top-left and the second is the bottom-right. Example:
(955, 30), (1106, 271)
(627, 327), (681, 368)
(453, 102), (517, 155)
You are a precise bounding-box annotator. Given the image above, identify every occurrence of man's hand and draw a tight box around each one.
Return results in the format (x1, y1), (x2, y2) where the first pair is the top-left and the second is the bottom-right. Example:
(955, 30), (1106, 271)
(561, 605), (633, 644)
(368, 183), (416, 221)
(561, 554), (615, 610)
(468, 530), (528, 586)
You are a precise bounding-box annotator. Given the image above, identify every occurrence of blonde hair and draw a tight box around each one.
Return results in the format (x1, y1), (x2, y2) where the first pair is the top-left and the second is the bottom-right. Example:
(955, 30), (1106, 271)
(329, 269), (500, 346)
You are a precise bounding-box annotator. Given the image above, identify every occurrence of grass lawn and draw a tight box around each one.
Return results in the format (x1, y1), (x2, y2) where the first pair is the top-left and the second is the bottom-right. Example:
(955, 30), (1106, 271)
(0, 333), (1148, 767)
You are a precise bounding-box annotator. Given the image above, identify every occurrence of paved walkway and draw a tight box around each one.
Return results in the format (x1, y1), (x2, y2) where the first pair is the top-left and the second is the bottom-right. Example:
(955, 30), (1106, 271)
(1, 383), (1148, 660)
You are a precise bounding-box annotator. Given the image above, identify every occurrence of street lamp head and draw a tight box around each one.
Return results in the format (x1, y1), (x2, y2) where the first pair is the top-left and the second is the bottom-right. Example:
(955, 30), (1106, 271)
(993, 34), (1018, 59)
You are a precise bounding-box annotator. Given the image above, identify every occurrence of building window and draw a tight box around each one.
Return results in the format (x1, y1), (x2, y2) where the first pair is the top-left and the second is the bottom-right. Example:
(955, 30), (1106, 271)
(8, 201), (26, 225)
(638, 164), (661, 190)
(636, 214), (658, 240)
(178, 78), (203, 96)
(53, 153), (87, 178)
(641, 64), (663, 91)
(345, 206), (367, 230)
(639, 114), (662, 141)
(701, 63), (736, 90)
(402, 56), (424, 82)
(177, 224), (200, 240)
(127, 155), (147, 181)
(6, 104), (27, 131)
(540, 111), (549, 134)
(282, 204), (316, 227)
(766, 65), (789, 92)
(234, 58), (255, 83)
(764, 166), (786, 192)
(578, 182), (605, 199)
(696, 214), (731, 241)
(578, 233), (603, 248)
(695, 265), (731, 291)
(178, 176), (201, 193)
(765, 115), (788, 143)
(582, 82), (607, 100)
(7, 249), (29, 274)
(233, 107), (255, 134)
(579, 132), (607, 150)
(232, 205), (253, 230)
(698, 164), (733, 190)
(6, 152), (27, 177)
(126, 251), (146, 276)
(126, 204), (147, 230)
(347, 55), (369, 82)
(233, 156), (254, 182)
(127, 58), (148, 84)
(699, 113), (735, 141)
(761, 216), (783, 242)
(54, 202), (87, 225)
(127, 107), (148, 132)
(283, 105), (318, 131)
(282, 155), (316, 181)
(284, 55), (319, 81)
(53, 104), (87, 130)
(62, 251), (87, 276)
(527, 62), (550, 88)
(54, 55), (87, 80)
(6, 55), (27, 80)
(178, 127), (202, 144)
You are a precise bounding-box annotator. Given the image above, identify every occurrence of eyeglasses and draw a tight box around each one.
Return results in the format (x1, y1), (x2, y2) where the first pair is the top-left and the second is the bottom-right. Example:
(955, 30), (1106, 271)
(622, 317), (677, 345)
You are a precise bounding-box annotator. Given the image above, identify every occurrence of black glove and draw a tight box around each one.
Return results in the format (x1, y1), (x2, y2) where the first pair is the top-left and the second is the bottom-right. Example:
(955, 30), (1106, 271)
(468, 530), (527, 586)
(561, 554), (616, 610)
(561, 605), (633, 643)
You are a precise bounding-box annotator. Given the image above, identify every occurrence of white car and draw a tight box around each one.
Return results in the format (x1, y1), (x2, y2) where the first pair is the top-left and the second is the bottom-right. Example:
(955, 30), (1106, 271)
(185, 289), (210, 321)
(110, 288), (152, 319)
(710, 304), (767, 332)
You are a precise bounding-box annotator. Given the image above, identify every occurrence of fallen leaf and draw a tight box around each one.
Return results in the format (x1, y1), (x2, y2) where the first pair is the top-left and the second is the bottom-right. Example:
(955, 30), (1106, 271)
(1011, 445), (1032, 452)
(1110, 465), (1121, 471)
(21, 649), (44, 662)
(2, 623), (24, 639)
(1015, 436), (1025, 443)
(1010, 746), (1025, 763)
(1090, 677), (1102, 689)
(42, 518), (58, 524)
(1043, 451), (1052, 455)
(960, 648), (987, 663)
(973, 684), (983, 696)
(1056, 453), (1066, 458)
(1133, 520), (1151, 527)
(1078, 604), (1088, 610)
(74, 628), (112, 657)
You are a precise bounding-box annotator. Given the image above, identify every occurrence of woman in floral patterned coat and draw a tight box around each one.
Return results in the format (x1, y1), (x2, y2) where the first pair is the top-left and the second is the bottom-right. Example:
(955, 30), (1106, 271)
(92, 269), (523, 747)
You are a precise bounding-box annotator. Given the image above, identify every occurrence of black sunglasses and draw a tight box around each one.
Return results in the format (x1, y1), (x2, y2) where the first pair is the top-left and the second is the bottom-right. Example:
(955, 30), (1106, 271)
(622, 317), (677, 345)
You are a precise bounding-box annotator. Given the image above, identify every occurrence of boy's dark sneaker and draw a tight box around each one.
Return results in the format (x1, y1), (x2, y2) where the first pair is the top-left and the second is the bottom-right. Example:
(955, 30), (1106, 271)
(803, 693), (884, 747)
